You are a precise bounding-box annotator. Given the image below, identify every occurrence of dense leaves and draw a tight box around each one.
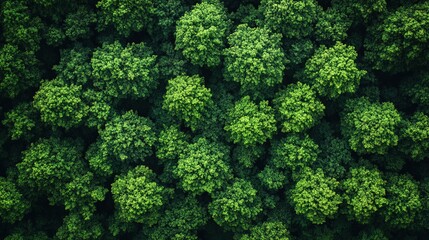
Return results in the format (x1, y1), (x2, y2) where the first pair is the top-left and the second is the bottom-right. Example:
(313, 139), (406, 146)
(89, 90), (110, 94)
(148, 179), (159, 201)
(175, 0), (230, 67)
(2, 1), (429, 239)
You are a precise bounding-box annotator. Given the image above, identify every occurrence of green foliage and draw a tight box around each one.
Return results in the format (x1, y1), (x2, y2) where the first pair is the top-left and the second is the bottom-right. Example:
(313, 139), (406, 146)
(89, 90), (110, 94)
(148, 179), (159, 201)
(315, 8), (351, 42)
(303, 42), (366, 98)
(59, 172), (108, 220)
(96, 0), (155, 36)
(56, 213), (104, 240)
(156, 125), (190, 162)
(342, 98), (402, 154)
(290, 168), (342, 224)
(17, 137), (85, 191)
(258, 165), (287, 190)
(0, 177), (30, 223)
(91, 41), (158, 98)
(175, 0), (230, 67)
(271, 134), (319, 173)
(232, 145), (264, 168)
(53, 47), (92, 85)
(273, 82), (325, 133)
(64, 6), (96, 41)
(111, 165), (171, 224)
(331, 0), (386, 22)
(223, 24), (285, 92)
(209, 179), (262, 230)
(314, 138), (352, 179)
(99, 111), (156, 162)
(147, 196), (208, 240)
(163, 75), (212, 130)
(342, 167), (387, 223)
(1, 0), (42, 51)
(174, 138), (232, 195)
(240, 221), (290, 240)
(399, 112), (429, 161)
(2, 0), (429, 238)
(2, 103), (38, 140)
(383, 174), (422, 228)
(364, 2), (429, 72)
(33, 79), (88, 129)
(224, 96), (277, 146)
(0, 44), (40, 98)
(261, 0), (319, 39)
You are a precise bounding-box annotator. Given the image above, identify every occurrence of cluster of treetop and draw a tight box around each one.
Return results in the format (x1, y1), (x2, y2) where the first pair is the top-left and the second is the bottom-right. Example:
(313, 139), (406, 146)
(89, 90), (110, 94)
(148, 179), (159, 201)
(1, 0), (429, 239)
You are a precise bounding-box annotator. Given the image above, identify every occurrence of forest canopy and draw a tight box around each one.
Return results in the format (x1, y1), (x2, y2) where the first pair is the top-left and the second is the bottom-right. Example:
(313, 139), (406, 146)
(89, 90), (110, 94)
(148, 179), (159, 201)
(1, 0), (429, 239)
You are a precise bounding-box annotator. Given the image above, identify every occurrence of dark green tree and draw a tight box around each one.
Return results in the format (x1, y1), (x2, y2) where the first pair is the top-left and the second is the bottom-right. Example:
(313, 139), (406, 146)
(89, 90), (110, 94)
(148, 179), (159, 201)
(99, 111), (156, 162)
(261, 0), (319, 39)
(2, 103), (38, 141)
(174, 138), (232, 195)
(223, 24), (285, 93)
(271, 134), (319, 173)
(96, 0), (155, 36)
(175, 0), (230, 67)
(341, 98), (401, 154)
(240, 221), (290, 240)
(364, 2), (429, 72)
(342, 167), (387, 223)
(0, 44), (40, 98)
(0, 177), (30, 223)
(209, 179), (262, 230)
(16, 137), (85, 194)
(382, 174), (422, 228)
(399, 112), (429, 161)
(91, 41), (158, 98)
(290, 168), (342, 224)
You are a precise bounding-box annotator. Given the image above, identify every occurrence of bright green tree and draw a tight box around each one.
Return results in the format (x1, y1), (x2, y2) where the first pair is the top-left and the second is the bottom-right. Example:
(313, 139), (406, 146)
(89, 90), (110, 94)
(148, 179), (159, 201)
(111, 165), (171, 224)
(99, 111), (156, 162)
(163, 75), (213, 130)
(290, 168), (342, 224)
(33, 79), (88, 129)
(271, 134), (319, 173)
(341, 98), (401, 154)
(156, 125), (190, 162)
(91, 41), (158, 98)
(174, 138), (232, 195)
(273, 82), (325, 133)
(209, 179), (262, 230)
(342, 167), (387, 223)
(16, 137), (85, 192)
(223, 24), (285, 92)
(224, 96), (277, 146)
(175, 0), (230, 67)
(303, 42), (366, 98)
